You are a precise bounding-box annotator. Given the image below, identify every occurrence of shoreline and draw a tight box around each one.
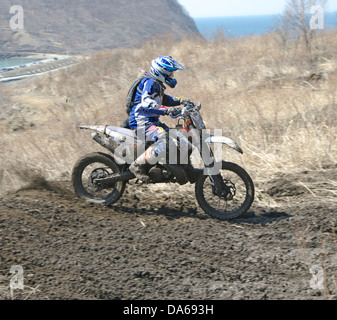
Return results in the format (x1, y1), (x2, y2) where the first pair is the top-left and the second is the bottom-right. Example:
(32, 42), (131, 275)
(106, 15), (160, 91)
(0, 54), (70, 73)
(0, 53), (64, 61)
(0, 54), (80, 83)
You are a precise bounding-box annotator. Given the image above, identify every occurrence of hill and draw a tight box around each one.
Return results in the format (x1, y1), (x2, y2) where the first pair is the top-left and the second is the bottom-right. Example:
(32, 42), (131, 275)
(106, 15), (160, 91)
(0, 0), (202, 56)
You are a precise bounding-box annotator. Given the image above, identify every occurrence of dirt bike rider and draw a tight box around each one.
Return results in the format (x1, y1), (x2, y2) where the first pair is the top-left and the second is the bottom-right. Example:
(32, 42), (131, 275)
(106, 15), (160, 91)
(128, 56), (189, 183)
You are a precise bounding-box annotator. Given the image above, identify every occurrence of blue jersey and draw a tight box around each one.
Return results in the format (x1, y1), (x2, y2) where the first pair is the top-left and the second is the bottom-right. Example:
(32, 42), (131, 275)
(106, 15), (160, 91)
(129, 78), (180, 129)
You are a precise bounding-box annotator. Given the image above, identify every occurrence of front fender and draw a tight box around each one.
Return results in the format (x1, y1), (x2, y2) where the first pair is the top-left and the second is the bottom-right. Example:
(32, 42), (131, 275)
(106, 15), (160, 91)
(205, 135), (243, 154)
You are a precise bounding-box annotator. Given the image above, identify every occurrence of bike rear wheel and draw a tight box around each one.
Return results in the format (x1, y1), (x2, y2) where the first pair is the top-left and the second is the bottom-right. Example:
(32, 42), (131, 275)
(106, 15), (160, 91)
(72, 152), (126, 206)
(195, 161), (254, 220)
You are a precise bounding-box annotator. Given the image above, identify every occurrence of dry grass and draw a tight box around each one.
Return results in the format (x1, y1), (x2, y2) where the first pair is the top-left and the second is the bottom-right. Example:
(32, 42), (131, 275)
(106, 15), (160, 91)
(1, 29), (337, 203)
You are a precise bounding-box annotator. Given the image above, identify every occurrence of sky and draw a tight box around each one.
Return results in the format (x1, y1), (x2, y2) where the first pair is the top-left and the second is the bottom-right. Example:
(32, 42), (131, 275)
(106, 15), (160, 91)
(177, 0), (337, 17)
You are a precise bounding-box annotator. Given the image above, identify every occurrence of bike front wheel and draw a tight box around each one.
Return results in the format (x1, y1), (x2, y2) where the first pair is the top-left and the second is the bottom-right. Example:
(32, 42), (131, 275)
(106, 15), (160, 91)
(195, 161), (254, 220)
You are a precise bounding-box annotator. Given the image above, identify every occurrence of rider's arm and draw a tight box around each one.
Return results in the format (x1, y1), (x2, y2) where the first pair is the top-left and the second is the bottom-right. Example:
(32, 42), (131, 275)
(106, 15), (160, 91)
(139, 79), (168, 116)
(162, 95), (181, 107)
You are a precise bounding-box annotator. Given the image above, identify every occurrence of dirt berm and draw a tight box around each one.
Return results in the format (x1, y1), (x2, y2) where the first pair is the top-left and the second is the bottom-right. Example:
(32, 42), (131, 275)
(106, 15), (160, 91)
(0, 166), (337, 300)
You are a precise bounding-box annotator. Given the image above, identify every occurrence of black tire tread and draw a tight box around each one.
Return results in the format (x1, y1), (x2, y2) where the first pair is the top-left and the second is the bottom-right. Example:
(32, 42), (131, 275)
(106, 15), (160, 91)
(195, 161), (254, 220)
(72, 152), (125, 206)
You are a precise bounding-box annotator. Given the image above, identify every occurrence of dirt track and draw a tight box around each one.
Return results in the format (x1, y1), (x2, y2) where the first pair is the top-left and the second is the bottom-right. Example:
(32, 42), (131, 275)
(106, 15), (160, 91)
(0, 166), (337, 300)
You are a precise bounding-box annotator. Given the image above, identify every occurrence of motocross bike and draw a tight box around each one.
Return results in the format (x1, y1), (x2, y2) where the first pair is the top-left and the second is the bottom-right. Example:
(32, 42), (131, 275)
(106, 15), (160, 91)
(72, 101), (254, 220)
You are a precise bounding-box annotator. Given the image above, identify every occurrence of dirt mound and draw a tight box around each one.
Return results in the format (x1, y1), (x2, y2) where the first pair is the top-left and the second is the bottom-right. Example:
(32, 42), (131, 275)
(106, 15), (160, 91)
(1, 169), (337, 300)
(264, 165), (337, 199)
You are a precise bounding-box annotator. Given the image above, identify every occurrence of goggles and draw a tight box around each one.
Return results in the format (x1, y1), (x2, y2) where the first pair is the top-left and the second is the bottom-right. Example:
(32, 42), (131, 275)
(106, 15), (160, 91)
(166, 71), (175, 79)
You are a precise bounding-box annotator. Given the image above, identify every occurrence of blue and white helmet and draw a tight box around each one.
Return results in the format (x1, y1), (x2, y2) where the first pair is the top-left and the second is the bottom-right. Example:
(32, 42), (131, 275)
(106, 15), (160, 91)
(150, 56), (184, 88)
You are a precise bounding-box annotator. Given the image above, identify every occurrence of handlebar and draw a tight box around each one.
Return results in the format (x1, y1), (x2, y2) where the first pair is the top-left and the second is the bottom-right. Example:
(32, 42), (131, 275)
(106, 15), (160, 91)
(169, 114), (182, 119)
(169, 102), (202, 119)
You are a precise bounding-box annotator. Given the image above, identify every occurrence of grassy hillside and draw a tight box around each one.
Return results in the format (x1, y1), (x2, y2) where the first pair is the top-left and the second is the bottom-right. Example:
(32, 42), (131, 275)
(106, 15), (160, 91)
(1, 29), (337, 205)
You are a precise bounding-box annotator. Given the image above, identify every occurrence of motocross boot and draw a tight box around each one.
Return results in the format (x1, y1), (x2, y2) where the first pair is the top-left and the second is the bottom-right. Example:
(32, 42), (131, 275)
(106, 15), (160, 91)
(183, 164), (202, 184)
(129, 146), (157, 183)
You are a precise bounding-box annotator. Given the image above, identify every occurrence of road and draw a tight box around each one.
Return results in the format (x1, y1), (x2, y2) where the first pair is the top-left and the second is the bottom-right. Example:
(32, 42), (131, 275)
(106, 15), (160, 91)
(0, 56), (79, 83)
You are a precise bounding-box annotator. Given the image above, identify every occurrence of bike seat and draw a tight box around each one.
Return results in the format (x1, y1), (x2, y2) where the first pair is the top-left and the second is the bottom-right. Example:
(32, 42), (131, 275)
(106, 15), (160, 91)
(105, 126), (136, 139)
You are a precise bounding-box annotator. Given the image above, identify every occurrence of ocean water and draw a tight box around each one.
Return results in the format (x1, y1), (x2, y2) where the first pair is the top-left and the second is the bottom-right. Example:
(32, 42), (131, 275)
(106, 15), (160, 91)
(194, 13), (337, 39)
(0, 58), (38, 69)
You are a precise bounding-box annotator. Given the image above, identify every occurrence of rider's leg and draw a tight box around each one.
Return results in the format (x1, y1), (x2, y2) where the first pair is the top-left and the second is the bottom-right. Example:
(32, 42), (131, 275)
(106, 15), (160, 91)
(128, 144), (158, 183)
(129, 124), (169, 182)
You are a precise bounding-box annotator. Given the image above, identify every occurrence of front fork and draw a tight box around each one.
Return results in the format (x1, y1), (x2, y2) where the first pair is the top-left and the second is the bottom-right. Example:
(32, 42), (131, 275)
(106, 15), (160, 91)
(199, 139), (231, 198)
(176, 128), (228, 193)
